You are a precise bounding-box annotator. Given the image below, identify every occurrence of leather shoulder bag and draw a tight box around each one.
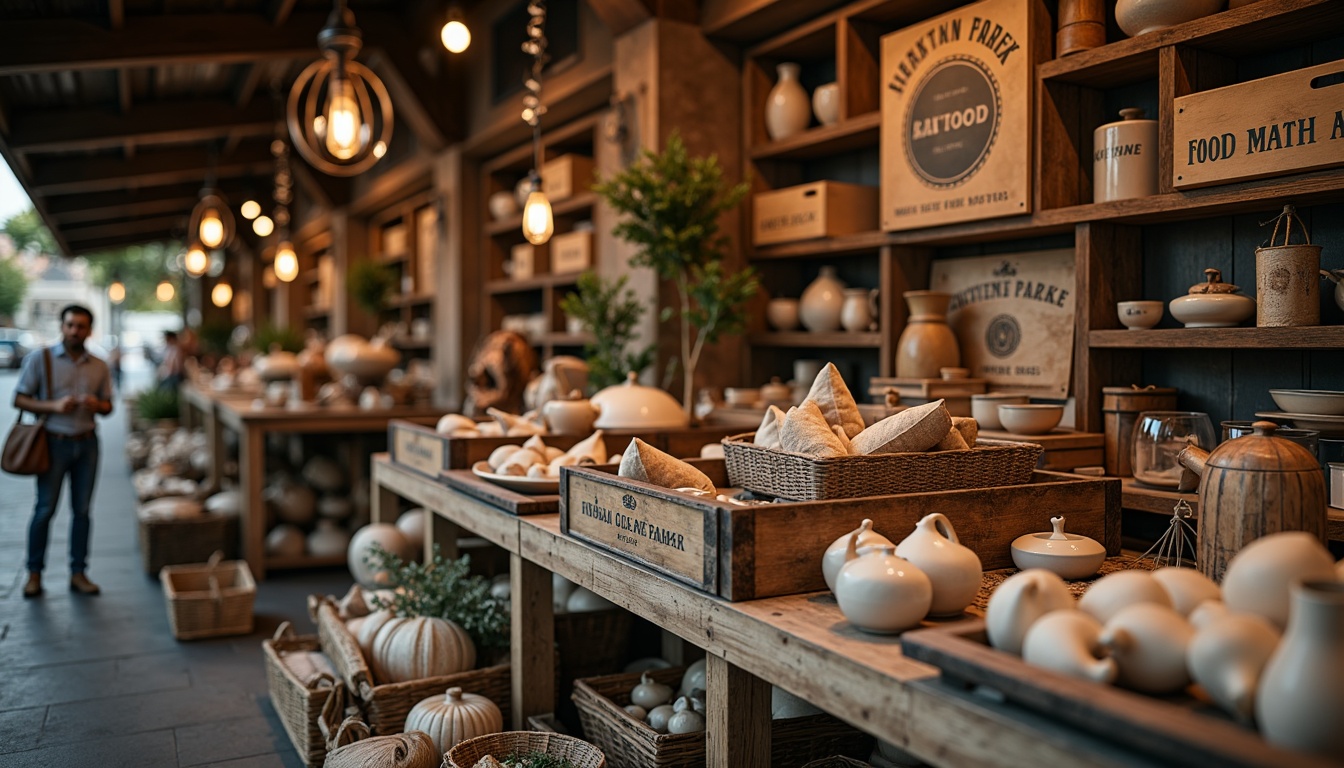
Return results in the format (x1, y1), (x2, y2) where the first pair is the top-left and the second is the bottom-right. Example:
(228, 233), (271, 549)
(2, 348), (53, 475)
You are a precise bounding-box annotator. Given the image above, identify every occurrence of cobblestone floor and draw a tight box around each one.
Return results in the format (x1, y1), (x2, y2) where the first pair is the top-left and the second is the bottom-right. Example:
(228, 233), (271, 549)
(0, 369), (352, 767)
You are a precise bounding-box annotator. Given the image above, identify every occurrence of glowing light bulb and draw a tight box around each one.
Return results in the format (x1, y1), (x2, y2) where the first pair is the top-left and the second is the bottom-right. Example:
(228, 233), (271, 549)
(441, 20), (471, 53)
(274, 242), (299, 283)
(107, 281), (126, 304)
(240, 200), (261, 220)
(199, 208), (224, 248)
(372, 141), (386, 158)
(324, 76), (362, 160)
(184, 245), (209, 277)
(211, 281), (233, 307)
(253, 215), (274, 237)
(522, 186), (554, 245)
(156, 281), (176, 303)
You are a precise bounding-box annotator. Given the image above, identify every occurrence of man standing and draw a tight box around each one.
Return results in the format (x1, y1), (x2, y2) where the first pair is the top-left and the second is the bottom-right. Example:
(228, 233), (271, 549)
(14, 305), (113, 598)
(157, 330), (183, 390)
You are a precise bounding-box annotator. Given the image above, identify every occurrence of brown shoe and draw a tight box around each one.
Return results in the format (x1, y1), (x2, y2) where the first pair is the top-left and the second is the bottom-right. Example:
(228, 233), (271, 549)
(23, 572), (42, 598)
(69, 573), (101, 595)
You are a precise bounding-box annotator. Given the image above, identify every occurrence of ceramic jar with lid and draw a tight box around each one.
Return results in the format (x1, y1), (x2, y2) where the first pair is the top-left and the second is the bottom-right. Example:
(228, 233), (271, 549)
(1168, 268), (1256, 328)
(590, 372), (690, 429)
(1094, 108), (1157, 203)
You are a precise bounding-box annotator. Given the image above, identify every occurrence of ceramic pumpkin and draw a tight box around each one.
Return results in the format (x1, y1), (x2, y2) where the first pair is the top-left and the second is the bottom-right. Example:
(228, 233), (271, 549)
(404, 687), (503, 754)
(347, 523), (412, 587)
(371, 616), (476, 683)
(354, 608), (395, 660)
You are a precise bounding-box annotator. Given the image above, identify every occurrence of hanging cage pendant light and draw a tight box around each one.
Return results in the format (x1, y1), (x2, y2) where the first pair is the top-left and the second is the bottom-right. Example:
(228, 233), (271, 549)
(190, 188), (234, 250)
(288, 0), (394, 177)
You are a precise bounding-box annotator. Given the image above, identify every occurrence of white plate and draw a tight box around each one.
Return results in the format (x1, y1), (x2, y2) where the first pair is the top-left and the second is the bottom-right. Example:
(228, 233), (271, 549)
(1255, 411), (1344, 437)
(1268, 389), (1344, 416)
(470, 461), (559, 494)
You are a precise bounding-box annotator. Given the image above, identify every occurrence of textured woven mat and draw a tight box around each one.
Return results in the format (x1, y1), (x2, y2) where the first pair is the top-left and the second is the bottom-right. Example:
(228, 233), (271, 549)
(969, 556), (1158, 614)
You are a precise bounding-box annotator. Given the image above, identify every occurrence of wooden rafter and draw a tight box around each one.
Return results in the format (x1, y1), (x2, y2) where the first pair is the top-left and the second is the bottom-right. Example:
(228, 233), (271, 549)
(61, 213), (188, 243)
(29, 142), (274, 195)
(9, 99), (275, 154)
(45, 186), (204, 225)
(108, 0), (124, 30)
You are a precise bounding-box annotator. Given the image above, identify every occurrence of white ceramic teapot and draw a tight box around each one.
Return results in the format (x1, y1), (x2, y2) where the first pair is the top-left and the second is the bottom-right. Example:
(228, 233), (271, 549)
(822, 519), (893, 594)
(833, 538), (931, 635)
(895, 513), (982, 617)
(542, 390), (601, 435)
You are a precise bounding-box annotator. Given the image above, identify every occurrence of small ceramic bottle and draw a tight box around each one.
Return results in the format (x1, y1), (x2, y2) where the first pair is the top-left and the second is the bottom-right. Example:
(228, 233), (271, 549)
(765, 63), (811, 141)
(1256, 580), (1344, 759)
(1093, 108), (1157, 203)
(840, 288), (877, 332)
(800, 266), (847, 332)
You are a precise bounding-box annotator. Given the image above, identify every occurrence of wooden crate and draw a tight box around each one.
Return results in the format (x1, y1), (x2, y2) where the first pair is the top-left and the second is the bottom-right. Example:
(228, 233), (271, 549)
(387, 420), (739, 476)
(902, 620), (1338, 768)
(978, 429), (1104, 471)
(541, 154), (596, 202)
(550, 230), (592, 274)
(560, 461), (1120, 600)
(751, 181), (878, 246)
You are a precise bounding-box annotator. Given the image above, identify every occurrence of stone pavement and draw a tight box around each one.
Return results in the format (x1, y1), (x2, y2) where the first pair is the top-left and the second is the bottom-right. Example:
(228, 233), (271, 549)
(0, 369), (352, 767)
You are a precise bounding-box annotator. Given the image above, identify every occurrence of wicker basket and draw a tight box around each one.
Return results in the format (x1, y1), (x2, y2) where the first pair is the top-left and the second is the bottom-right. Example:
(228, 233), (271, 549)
(313, 597), (512, 736)
(160, 551), (255, 640)
(572, 668), (872, 768)
(263, 623), (348, 767)
(721, 432), (1043, 500)
(138, 512), (239, 576)
(447, 731), (607, 768)
(801, 757), (872, 768)
(555, 608), (633, 728)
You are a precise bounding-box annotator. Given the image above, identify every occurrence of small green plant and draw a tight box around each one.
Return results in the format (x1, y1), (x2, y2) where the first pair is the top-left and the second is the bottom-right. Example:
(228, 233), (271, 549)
(349, 260), (396, 315)
(364, 544), (510, 653)
(559, 271), (655, 391)
(135, 388), (180, 421)
(502, 751), (580, 768)
(252, 324), (304, 354)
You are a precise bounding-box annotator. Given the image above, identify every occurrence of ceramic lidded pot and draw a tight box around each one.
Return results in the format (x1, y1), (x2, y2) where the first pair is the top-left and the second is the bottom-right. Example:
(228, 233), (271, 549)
(1094, 108), (1158, 203)
(834, 542), (932, 634)
(895, 291), (960, 378)
(590, 372), (690, 430)
(895, 513), (982, 617)
(1168, 268), (1255, 328)
(1177, 422), (1328, 582)
(800, 266), (847, 332)
(1115, 0), (1225, 38)
(765, 62), (811, 141)
(1011, 516), (1106, 580)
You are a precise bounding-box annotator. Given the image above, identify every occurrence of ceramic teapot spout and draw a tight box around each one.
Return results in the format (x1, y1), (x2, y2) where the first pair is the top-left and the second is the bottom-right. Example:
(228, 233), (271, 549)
(1322, 269), (1344, 285)
(1176, 444), (1210, 492)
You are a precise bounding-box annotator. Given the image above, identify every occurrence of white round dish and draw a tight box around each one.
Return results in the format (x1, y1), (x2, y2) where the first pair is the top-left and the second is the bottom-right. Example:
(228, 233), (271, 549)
(971, 393), (1029, 430)
(1011, 516), (1107, 580)
(471, 461), (560, 495)
(997, 404), (1064, 435)
(1268, 389), (1344, 416)
(1255, 411), (1344, 437)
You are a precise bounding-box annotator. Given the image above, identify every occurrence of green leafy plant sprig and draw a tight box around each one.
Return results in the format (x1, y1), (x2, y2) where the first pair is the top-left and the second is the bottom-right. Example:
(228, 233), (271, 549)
(503, 751), (580, 768)
(559, 271), (655, 391)
(364, 544), (510, 653)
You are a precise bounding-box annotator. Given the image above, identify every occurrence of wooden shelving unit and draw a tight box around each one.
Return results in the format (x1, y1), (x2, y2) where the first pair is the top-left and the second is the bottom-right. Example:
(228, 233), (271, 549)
(1091, 327), (1344, 349)
(368, 189), (440, 363)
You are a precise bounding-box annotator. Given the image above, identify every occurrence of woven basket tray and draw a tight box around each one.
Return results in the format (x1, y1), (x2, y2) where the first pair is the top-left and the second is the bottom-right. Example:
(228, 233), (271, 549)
(721, 432), (1043, 500)
(262, 623), (347, 767)
(572, 668), (872, 768)
(447, 731), (607, 768)
(160, 551), (255, 640)
(312, 597), (512, 736)
(138, 513), (239, 576)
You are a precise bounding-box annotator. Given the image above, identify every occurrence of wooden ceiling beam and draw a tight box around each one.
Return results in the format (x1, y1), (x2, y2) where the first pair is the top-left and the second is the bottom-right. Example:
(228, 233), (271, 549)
(60, 213), (188, 243)
(45, 187), (202, 225)
(108, 0), (124, 30)
(29, 142), (274, 196)
(9, 99), (276, 154)
(67, 234), (174, 254)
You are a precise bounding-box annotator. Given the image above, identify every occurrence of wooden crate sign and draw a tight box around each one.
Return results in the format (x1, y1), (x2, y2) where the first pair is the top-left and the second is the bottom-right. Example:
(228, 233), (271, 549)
(562, 468), (717, 593)
(541, 154), (596, 202)
(389, 420), (446, 478)
(880, 0), (1041, 231)
(752, 181), (879, 245)
(550, 230), (592, 274)
(1174, 60), (1344, 189)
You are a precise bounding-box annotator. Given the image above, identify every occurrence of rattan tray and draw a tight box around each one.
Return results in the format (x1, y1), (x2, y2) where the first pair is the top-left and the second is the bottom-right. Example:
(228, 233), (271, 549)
(721, 432), (1042, 500)
(160, 551), (255, 640)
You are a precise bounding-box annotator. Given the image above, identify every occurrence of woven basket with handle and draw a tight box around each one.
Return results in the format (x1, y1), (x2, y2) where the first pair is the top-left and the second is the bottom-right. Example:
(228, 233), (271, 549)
(447, 731), (607, 768)
(160, 550), (255, 640)
(262, 622), (347, 767)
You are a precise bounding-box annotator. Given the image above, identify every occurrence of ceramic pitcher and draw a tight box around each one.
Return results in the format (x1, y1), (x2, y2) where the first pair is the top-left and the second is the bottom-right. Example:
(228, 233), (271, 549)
(895, 291), (960, 378)
(840, 288), (878, 332)
(1256, 580), (1344, 759)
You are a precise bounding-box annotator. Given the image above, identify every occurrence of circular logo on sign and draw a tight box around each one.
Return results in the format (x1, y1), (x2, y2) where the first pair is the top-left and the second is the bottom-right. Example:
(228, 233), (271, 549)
(986, 314), (1021, 358)
(904, 55), (1001, 188)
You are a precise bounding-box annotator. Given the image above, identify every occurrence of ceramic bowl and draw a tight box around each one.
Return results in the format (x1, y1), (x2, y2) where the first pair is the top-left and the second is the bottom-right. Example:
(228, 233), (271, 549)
(724, 387), (760, 407)
(1117, 300), (1164, 329)
(972, 393), (1029, 430)
(1011, 518), (1107, 580)
(940, 367), (970, 380)
(998, 404), (1064, 435)
(1169, 293), (1256, 328)
(766, 298), (801, 331)
(1269, 389), (1344, 416)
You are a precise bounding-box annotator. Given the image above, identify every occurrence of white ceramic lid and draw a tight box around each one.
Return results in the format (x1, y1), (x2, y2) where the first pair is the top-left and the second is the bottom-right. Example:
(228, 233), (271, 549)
(1011, 516), (1105, 559)
(591, 372), (690, 429)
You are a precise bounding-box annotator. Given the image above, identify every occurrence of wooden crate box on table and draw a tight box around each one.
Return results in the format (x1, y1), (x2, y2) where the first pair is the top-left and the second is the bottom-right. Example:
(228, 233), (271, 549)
(751, 181), (878, 246)
(560, 460), (1120, 601)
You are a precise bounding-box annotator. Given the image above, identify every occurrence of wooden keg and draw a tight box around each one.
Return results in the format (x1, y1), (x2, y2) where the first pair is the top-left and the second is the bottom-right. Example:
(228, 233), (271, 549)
(1102, 385), (1177, 476)
(1057, 0), (1106, 56)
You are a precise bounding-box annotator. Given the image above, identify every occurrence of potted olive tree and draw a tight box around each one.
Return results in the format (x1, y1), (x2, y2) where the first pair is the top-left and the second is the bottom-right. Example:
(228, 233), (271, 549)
(593, 133), (758, 415)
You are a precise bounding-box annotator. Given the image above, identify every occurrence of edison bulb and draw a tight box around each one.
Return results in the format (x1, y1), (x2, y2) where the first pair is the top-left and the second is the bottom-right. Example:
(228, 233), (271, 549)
(199, 208), (225, 248)
(441, 20), (471, 53)
(253, 215), (274, 237)
(240, 200), (261, 220)
(274, 242), (299, 283)
(156, 281), (176, 303)
(184, 245), (209, 277)
(324, 76), (363, 160)
(522, 187), (554, 245)
(211, 282), (233, 308)
(107, 281), (126, 305)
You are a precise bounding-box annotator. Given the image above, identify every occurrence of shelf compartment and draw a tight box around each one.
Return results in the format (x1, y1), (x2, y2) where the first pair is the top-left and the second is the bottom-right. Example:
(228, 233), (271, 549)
(748, 331), (882, 348)
(387, 293), (435, 308)
(1090, 327), (1344, 349)
(536, 332), (593, 347)
(486, 273), (580, 295)
(485, 192), (599, 236)
(750, 112), (880, 160)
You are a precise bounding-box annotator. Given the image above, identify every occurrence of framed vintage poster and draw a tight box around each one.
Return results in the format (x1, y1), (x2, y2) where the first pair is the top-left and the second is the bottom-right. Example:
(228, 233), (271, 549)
(929, 248), (1075, 397)
(880, 0), (1042, 231)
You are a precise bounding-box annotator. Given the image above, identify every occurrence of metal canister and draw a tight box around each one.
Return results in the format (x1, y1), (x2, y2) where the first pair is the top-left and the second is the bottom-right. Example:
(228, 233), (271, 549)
(1103, 385), (1178, 476)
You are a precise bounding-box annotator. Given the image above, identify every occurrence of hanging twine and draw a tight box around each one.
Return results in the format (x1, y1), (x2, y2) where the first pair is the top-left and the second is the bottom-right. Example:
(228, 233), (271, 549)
(521, 1), (548, 171)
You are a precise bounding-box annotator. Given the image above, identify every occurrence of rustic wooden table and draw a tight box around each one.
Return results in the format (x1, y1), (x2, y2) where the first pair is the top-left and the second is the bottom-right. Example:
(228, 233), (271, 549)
(371, 454), (1162, 768)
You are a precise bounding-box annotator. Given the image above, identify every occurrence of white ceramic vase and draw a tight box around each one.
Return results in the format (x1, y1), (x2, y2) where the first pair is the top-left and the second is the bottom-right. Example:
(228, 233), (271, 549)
(894, 513), (982, 617)
(812, 82), (840, 127)
(765, 63), (811, 141)
(1256, 580), (1344, 759)
(840, 288), (878, 333)
(799, 266), (846, 332)
(984, 569), (1075, 655)
(822, 519), (893, 594)
(834, 544), (932, 634)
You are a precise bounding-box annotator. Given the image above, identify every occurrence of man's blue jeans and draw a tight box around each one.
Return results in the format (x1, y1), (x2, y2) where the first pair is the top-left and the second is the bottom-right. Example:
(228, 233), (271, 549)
(27, 435), (99, 574)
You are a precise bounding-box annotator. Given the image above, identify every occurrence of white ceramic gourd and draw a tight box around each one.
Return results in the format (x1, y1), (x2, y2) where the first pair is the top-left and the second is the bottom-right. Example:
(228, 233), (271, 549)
(396, 509), (426, 555)
(1151, 567), (1221, 617)
(834, 543), (932, 634)
(371, 616), (476, 684)
(895, 513), (982, 617)
(1186, 612), (1280, 722)
(1078, 570), (1171, 625)
(404, 687), (503, 754)
(347, 523), (413, 588)
(680, 658), (707, 698)
(1256, 580), (1344, 759)
(799, 266), (847, 333)
(984, 569), (1075, 655)
(822, 519), (893, 593)
(1098, 603), (1194, 694)
(630, 672), (674, 709)
(1021, 609), (1116, 684)
(1220, 531), (1336, 630)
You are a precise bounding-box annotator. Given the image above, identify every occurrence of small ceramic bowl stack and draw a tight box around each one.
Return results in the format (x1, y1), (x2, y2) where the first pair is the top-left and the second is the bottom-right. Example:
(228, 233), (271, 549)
(1259, 389), (1344, 437)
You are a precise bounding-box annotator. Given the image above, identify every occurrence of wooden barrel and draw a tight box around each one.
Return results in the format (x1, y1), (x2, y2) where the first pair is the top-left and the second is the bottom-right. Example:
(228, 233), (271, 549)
(1057, 0), (1106, 56)
(1102, 385), (1177, 477)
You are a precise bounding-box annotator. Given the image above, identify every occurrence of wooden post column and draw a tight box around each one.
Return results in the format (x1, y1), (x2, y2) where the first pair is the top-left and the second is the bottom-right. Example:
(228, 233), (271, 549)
(706, 654), (771, 768)
(510, 554), (555, 729)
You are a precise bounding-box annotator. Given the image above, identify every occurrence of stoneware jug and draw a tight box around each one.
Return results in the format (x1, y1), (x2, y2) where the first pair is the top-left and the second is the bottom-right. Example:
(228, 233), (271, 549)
(840, 288), (878, 332)
(1093, 108), (1157, 203)
(765, 62), (810, 141)
(895, 513), (982, 617)
(1022, 610), (1116, 684)
(1256, 580), (1344, 760)
(1187, 612), (1280, 723)
(799, 266), (847, 332)
(1177, 421), (1328, 582)
(895, 291), (960, 378)
(984, 568), (1075, 655)
(833, 540), (932, 634)
(1256, 205), (1321, 327)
